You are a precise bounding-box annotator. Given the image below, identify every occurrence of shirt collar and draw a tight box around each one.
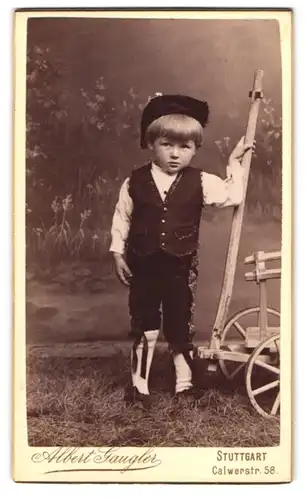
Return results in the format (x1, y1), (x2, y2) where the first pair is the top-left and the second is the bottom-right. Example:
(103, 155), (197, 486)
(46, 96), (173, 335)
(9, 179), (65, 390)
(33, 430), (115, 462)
(151, 161), (178, 177)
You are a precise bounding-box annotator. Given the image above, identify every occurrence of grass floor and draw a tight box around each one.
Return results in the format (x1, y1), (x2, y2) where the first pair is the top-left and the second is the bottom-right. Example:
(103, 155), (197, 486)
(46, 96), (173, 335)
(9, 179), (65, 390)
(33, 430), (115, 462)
(27, 348), (280, 448)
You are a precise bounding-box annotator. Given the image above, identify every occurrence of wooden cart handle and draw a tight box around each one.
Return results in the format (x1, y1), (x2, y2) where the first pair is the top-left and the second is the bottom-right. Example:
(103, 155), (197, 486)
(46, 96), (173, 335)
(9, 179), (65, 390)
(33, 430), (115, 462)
(210, 70), (264, 348)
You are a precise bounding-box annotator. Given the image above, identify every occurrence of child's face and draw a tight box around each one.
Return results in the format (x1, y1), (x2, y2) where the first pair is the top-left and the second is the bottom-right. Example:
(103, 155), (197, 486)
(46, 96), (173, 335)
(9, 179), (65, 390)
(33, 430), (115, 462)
(148, 137), (196, 175)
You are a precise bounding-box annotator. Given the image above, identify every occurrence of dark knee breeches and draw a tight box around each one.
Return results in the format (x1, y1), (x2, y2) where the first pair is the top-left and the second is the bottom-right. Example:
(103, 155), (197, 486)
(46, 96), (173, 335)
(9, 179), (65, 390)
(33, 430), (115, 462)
(127, 250), (198, 349)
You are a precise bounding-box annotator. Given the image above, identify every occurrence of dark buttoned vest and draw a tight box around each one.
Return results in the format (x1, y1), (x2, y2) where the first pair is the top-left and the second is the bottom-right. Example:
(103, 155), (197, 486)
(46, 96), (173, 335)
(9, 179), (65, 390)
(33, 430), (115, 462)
(127, 164), (203, 257)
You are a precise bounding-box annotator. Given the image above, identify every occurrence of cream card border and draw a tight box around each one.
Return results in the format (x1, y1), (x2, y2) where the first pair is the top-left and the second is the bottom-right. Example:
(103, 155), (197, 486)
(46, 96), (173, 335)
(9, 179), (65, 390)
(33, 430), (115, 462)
(13, 9), (292, 483)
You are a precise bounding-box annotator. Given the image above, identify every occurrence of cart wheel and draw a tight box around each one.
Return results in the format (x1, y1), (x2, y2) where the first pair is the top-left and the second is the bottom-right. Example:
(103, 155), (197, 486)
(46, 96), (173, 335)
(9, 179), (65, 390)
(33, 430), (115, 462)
(245, 333), (280, 418)
(218, 307), (280, 380)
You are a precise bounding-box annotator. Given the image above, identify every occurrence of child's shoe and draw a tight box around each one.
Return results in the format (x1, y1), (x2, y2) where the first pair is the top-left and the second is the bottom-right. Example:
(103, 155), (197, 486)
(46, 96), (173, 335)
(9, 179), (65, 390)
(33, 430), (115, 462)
(172, 386), (203, 405)
(124, 385), (152, 409)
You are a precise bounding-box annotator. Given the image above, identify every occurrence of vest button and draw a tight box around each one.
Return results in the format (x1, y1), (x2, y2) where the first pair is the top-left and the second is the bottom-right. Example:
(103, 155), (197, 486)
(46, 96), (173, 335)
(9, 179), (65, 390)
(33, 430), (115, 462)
(161, 232), (166, 236)
(161, 219), (165, 223)
(163, 207), (167, 211)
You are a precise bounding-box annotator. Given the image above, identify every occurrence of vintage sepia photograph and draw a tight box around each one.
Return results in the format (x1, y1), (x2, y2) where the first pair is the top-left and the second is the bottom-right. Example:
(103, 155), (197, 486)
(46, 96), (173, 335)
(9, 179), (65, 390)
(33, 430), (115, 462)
(13, 9), (292, 483)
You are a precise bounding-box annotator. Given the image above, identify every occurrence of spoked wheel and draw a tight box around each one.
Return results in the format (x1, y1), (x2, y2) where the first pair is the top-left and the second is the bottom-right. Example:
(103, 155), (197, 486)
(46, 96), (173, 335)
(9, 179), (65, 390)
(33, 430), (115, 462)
(245, 333), (280, 418)
(218, 307), (280, 380)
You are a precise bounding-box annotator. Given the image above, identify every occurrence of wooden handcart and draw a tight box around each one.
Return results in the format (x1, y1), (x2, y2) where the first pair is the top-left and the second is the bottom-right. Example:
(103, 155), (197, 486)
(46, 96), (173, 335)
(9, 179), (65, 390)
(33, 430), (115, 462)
(197, 69), (281, 418)
(197, 250), (281, 418)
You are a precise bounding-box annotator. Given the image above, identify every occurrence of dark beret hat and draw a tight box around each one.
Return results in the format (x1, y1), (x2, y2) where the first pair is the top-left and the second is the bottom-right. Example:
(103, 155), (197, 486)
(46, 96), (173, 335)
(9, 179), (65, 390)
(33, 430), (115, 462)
(140, 94), (209, 148)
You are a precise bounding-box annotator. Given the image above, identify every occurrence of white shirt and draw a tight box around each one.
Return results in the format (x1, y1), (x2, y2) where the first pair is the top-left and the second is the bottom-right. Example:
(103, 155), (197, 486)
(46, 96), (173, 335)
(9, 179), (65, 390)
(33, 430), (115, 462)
(110, 160), (244, 255)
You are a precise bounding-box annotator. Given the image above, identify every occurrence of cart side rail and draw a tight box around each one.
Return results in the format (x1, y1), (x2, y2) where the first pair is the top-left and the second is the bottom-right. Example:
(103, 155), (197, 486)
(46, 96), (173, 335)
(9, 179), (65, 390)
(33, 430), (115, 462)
(244, 250), (281, 264)
(244, 250), (281, 283)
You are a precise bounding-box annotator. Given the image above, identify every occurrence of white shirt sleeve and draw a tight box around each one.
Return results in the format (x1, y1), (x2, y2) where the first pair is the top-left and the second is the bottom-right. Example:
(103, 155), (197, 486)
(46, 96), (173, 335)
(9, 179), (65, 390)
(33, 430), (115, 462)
(109, 177), (133, 255)
(201, 159), (244, 208)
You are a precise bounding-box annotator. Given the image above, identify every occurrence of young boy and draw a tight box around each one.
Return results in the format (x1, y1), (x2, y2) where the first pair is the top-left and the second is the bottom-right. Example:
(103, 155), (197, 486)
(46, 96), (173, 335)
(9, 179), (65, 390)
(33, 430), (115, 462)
(110, 94), (251, 408)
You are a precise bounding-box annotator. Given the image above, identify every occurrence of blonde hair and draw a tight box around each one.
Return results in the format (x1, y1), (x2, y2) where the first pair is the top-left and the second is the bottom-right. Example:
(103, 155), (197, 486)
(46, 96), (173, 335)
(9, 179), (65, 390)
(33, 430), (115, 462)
(144, 114), (204, 149)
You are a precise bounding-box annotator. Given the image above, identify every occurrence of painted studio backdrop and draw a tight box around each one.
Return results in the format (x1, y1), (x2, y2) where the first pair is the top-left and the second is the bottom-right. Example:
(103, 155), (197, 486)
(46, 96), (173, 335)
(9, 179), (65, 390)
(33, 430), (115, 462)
(26, 17), (281, 346)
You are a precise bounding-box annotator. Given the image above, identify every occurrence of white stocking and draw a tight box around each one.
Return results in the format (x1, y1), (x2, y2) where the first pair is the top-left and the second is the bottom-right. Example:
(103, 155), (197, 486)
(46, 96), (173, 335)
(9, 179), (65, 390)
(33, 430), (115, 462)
(173, 352), (193, 393)
(131, 330), (159, 394)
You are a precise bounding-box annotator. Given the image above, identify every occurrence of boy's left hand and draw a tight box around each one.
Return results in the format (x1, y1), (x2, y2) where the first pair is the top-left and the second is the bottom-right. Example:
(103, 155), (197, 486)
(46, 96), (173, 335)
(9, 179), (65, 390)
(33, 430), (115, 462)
(229, 136), (256, 163)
